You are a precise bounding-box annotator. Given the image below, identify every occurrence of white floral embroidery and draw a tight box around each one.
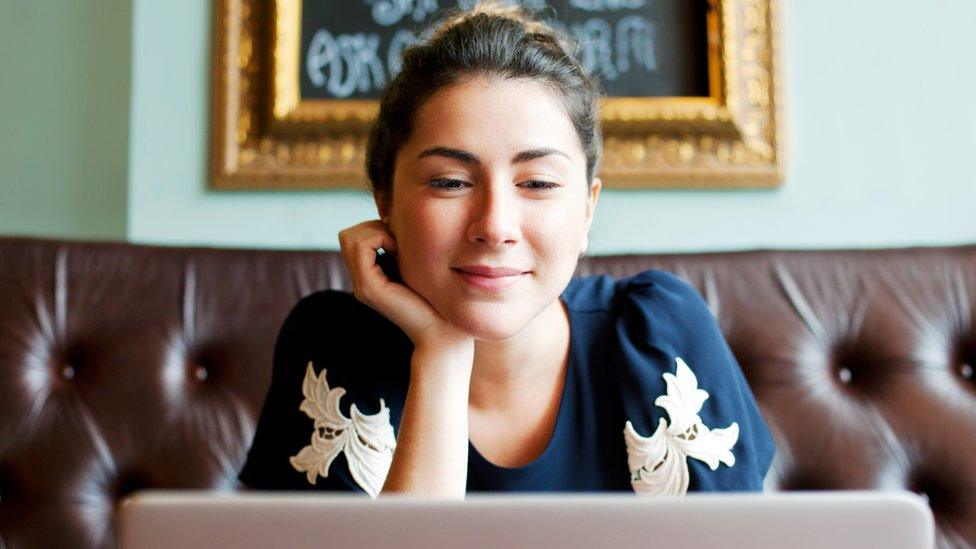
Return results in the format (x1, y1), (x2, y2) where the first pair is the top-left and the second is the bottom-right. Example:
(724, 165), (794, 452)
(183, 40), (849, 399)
(624, 357), (739, 496)
(289, 362), (396, 498)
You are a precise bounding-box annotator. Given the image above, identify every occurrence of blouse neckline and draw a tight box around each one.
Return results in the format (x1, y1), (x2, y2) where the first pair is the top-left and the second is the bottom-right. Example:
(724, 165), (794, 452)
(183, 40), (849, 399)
(466, 297), (579, 476)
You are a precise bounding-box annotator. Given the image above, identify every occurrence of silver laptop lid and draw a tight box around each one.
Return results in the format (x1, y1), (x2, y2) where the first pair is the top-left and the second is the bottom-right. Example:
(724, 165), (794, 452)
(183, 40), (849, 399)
(118, 491), (934, 549)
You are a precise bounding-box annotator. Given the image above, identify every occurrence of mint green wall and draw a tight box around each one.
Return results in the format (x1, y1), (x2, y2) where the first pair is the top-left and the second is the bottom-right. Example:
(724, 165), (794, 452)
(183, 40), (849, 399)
(0, 1), (130, 240)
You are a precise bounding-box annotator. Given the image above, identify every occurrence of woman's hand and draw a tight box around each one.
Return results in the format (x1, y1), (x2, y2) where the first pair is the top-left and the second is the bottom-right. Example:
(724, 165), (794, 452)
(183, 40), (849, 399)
(338, 220), (472, 353)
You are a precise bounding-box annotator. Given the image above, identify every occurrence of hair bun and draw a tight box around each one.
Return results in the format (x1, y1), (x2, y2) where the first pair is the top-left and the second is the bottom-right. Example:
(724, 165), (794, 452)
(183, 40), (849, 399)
(429, 1), (560, 44)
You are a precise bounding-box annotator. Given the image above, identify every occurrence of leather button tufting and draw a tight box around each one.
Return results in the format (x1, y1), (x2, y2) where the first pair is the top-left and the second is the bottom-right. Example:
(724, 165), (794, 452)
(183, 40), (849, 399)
(961, 363), (973, 379)
(61, 365), (76, 380)
(837, 367), (852, 384)
(194, 366), (209, 381)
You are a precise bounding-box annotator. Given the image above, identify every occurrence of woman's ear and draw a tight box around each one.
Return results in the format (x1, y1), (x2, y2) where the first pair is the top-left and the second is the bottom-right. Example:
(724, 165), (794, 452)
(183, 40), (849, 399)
(581, 177), (602, 254)
(374, 193), (391, 225)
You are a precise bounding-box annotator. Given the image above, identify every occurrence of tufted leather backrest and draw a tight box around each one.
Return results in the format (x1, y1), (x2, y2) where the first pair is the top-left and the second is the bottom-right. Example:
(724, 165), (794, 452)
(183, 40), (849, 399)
(1, 237), (973, 548)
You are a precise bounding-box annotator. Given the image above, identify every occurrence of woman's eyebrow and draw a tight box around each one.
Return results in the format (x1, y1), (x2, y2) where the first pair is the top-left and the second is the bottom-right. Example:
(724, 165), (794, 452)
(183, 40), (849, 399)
(511, 147), (571, 164)
(417, 146), (570, 165)
(418, 147), (478, 164)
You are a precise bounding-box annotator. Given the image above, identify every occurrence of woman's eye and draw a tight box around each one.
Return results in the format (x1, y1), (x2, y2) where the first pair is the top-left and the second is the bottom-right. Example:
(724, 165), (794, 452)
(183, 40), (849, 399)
(519, 180), (561, 190)
(428, 178), (471, 190)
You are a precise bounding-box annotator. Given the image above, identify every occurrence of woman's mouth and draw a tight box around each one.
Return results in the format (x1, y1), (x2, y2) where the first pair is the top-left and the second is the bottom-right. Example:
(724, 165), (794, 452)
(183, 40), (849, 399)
(451, 265), (530, 292)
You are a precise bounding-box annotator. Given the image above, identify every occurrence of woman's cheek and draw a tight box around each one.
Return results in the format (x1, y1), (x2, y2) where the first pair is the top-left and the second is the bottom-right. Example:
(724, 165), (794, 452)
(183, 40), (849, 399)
(534, 207), (586, 260)
(397, 213), (455, 290)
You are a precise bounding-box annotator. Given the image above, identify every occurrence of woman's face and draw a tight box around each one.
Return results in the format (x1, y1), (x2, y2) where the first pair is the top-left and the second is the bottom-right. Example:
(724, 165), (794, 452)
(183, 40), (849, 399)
(380, 76), (601, 340)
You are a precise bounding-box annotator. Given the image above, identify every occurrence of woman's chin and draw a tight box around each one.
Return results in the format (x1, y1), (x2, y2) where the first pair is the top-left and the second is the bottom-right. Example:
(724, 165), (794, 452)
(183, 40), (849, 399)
(441, 306), (533, 341)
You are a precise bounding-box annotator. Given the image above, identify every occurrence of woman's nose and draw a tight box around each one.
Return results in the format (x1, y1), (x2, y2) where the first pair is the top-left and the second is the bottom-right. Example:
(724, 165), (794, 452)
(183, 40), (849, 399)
(466, 188), (521, 248)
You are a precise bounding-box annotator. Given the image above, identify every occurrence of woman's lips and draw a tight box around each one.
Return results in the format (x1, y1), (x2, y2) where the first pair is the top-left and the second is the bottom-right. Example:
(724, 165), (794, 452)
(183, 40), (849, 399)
(452, 266), (529, 291)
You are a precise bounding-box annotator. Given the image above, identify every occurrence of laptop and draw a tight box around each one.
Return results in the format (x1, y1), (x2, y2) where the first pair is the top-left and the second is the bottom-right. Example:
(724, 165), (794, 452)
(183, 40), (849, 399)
(117, 491), (934, 549)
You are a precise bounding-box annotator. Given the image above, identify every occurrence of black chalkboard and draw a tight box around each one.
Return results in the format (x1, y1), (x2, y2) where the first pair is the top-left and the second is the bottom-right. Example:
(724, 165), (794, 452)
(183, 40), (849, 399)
(300, 0), (710, 100)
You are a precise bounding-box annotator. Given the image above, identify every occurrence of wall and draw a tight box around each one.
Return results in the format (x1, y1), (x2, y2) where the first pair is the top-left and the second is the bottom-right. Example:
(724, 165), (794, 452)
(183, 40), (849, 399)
(0, 0), (131, 240)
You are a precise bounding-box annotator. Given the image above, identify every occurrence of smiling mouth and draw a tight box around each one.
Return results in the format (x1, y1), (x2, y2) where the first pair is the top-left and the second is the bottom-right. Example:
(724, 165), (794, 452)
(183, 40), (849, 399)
(451, 266), (530, 292)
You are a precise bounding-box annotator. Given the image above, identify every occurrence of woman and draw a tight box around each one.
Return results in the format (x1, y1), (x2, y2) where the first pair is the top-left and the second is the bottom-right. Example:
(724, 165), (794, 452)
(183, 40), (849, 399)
(239, 2), (775, 499)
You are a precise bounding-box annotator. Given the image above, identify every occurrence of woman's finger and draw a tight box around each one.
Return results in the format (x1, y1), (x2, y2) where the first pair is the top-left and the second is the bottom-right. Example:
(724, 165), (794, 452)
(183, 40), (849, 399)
(340, 221), (399, 303)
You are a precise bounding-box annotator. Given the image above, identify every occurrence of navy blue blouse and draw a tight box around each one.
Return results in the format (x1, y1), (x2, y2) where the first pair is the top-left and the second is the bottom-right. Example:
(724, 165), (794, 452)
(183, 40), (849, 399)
(238, 270), (776, 495)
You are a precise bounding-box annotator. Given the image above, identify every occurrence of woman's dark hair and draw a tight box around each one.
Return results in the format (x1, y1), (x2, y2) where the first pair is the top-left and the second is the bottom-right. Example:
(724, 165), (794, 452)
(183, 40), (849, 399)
(365, 1), (603, 204)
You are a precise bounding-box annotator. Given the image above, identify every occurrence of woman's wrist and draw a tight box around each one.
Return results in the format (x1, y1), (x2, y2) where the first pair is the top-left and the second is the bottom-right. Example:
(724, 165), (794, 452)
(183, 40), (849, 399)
(410, 338), (475, 380)
(383, 338), (472, 497)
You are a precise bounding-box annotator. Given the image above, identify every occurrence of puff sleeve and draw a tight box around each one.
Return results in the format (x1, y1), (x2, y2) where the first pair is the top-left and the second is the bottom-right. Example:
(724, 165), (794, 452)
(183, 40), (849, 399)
(237, 291), (412, 497)
(613, 270), (776, 495)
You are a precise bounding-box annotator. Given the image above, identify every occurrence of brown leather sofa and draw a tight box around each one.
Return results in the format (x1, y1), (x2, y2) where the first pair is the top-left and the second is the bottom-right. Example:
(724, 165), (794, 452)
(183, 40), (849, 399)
(1, 236), (973, 548)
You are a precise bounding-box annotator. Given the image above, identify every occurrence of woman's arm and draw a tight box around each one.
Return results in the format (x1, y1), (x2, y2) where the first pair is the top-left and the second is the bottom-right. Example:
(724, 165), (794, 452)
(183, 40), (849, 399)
(382, 342), (473, 498)
(339, 220), (476, 497)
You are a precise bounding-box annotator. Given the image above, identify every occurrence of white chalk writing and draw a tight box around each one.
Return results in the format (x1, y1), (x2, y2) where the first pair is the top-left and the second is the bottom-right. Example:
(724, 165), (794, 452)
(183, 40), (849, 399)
(572, 15), (656, 81)
(387, 29), (417, 77)
(365, 0), (440, 26)
(615, 15), (657, 74)
(306, 30), (386, 98)
(573, 18), (618, 80)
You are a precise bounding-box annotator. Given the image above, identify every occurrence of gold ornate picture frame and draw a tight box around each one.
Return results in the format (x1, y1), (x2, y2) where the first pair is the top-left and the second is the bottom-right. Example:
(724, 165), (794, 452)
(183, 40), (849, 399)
(211, 0), (785, 189)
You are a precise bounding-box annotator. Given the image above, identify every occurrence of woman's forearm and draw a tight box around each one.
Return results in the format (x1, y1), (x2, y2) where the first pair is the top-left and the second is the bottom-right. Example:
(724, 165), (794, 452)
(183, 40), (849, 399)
(381, 343), (474, 498)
